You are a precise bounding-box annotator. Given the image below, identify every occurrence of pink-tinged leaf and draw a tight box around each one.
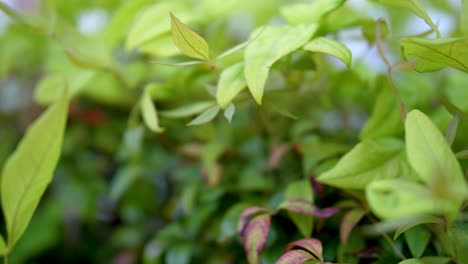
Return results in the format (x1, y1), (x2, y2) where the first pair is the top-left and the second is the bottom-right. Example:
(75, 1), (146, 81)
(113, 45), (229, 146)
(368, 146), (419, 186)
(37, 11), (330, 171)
(243, 214), (271, 264)
(285, 238), (324, 262)
(278, 199), (315, 215)
(313, 206), (340, 219)
(340, 208), (366, 244)
(268, 144), (290, 169)
(238, 206), (269, 237)
(276, 249), (318, 264)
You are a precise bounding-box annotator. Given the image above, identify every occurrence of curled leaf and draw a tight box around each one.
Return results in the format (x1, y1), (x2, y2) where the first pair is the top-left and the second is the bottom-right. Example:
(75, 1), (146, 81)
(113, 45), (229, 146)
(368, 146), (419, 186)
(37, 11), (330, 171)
(303, 37), (352, 67)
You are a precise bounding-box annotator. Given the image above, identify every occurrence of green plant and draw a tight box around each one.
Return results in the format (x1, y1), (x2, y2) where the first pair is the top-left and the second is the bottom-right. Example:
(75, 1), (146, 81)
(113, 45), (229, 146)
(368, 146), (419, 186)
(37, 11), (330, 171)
(0, 0), (467, 263)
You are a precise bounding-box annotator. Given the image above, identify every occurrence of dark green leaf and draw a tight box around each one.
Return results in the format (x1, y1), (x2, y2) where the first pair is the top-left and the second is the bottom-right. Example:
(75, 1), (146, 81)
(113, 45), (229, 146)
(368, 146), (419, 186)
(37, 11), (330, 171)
(340, 209), (366, 244)
(404, 225), (431, 258)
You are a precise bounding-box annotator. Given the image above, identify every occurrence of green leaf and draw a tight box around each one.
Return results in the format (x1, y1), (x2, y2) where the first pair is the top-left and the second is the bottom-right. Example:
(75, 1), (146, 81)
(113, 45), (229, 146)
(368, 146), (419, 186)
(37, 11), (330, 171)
(405, 110), (466, 215)
(126, 2), (190, 49)
(394, 216), (443, 239)
(374, 0), (440, 37)
(244, 24), (317, 104)
(317, 138), (408, 189)
(187, 105), (220, 126)
(360, 82), (403, 140)
(282, 180), (314, 237)
(140, 86), (164, 133)
(34, 71), (94, 105)
(404, 225), (431, 258)
(223, 104), (235, 123)
(398, 257), (451, 264)
(216, 62), (247, 108)
(1, 88), (69, 249)
(445, 112), (459, 146)
(170, 13), (210, 61)
(340, 209), (366, 244)
(448, 223), (468, 263)
(456, 150), (468, 159)
(160, 101), (215, 118)
(0, 235), (6, 256)
(219, 203), (250, 242)
(303, 37), (352, 67)
(362, 19), (388, 44)
(401, 37), (468, 72)
(366, 179), (458, 219)
(280, 0), (346, 25)
(463, 0), (468, 35)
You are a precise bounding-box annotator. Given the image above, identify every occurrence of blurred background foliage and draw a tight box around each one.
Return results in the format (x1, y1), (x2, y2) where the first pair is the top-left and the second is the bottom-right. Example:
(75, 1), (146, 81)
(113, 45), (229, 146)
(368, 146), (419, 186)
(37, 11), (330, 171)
(0, 0), (467, 263)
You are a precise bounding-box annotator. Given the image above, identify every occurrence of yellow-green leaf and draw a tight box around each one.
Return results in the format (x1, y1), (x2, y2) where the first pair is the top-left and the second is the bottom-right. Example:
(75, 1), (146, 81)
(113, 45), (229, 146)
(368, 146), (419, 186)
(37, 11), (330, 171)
(375, 0), (440, 37)
(1, 88), (69, 249)
(401, 37), (468, 72)
(405, 110), (466, 219)
(140, 86), (164, 133)
(170, 13), (210, 61)
(303, 37), (352, 67)
(0, 235), (6, 256)
(187, 105), (220, 126)
(216, 62), (246, 108)
(463, 0), (468, 35)
(280, 0), (346, 25)
(244, 24), (317, 104)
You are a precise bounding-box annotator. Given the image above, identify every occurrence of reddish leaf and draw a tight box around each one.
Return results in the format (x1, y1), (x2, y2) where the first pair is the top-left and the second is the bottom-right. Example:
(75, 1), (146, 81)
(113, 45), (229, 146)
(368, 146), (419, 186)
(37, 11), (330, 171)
(278, 199), (315, 215)
(340, 208), (366, 244)
(238, 206), (269, 237)
(313, 206), (339, 219)
(285, 238), (324, 262)
(268, 144), (290, 169)
(243, 214), (271, 264)
(276, 249), (318, 264)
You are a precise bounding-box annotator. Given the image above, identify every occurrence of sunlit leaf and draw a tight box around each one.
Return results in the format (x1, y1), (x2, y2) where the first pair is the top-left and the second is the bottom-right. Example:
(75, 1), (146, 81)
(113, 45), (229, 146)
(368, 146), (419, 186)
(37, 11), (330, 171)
(401, 37), (468, 72)
(35, 71), (94, 105)
(0, 235), (6, 256)
(126, 2), (190, 49)
(276, 249), (319, 264)
(374, 0), (439, 37)
(340, 208), (366, 244)
(216, 63), (246, 108)
(170, 13), (210, 61)
(187, 105), (220, 126)
(317, 138), (408, 189)
(285, 238), (324, 262)
(160, 101), (215, 118)
(405, 110), (466, 216)
(140, 86), (164, 133)
(1, 89), (69, 249)
(244, 24), (317, 104)
(223, 104), (235, 123)
(463, 0), (468, 35)
(404, 225), (431, 258)
(366, 179), (458, 219)
(280, 0), (346, 25)
(303, 37), (352, 67)
(242, 214), (271, 264)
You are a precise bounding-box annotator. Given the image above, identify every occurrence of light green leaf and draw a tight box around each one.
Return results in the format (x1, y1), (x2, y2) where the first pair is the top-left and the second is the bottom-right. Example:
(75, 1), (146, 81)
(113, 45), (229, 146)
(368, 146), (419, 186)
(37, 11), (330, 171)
(394, 215), (443, 239)
(398, 257), (451, 264)
(34, 71), (94, 105)
(1, 88), (69, 249)
(187, 105), (220, 126)
(404, 225), (431, 258)
(104, 0), (153, 47)
(401, 37), (468, 72)
(375, 0), (440, 37)
(160, 101), (215, 118)
(216, 62), (246, 108)
(223, 104), (235, 123)
(317, 138), (409, 189)
(366, 179), (458, 219)
(284, 180), (314, 237)
(140, 86), (164, 133)
(0, 235), (6, 256)
(303, 37), (352, 67)
(405, 110), (466, 210)
(463, 0), (468, 35)
(126, 2), (191, 49)
(244, 24), (317, 104)
(445, 112), (459, 146)
(170, 13), (210, 61)
(360, 84), (403, 140)
(280, 0), (346, 25)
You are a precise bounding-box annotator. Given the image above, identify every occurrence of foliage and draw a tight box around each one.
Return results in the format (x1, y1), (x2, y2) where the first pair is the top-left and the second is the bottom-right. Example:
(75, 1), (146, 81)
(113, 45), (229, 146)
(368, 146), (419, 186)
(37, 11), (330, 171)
(0, 0), (467, 263)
